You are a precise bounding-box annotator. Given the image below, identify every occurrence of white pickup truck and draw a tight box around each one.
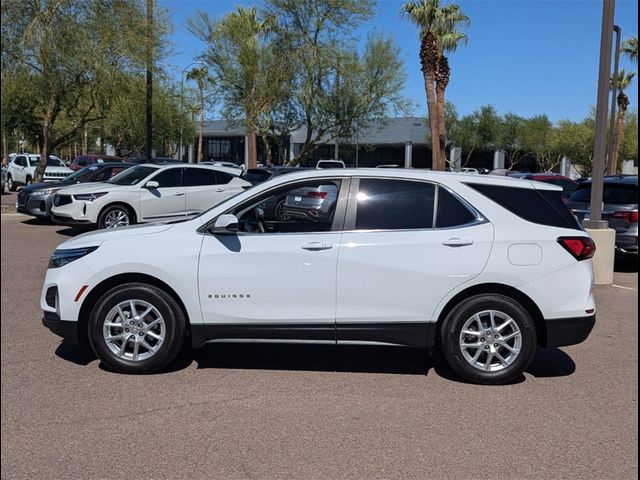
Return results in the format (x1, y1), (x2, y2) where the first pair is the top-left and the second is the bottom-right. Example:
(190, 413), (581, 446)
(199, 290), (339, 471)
(6, 154), (72, 191)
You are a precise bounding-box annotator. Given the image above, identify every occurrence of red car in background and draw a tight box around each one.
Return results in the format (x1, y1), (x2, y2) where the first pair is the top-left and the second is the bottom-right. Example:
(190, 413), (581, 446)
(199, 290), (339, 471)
(69, 154), (123, 171)
(508, 172), (578, 201)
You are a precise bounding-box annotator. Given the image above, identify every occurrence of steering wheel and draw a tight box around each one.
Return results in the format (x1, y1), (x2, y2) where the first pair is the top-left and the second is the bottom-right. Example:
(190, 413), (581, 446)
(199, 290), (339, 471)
(240, 207), (266, 233)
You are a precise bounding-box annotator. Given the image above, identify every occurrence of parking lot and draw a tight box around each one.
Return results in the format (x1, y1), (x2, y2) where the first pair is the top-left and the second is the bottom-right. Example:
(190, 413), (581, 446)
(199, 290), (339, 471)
(1, 198), (638, 479)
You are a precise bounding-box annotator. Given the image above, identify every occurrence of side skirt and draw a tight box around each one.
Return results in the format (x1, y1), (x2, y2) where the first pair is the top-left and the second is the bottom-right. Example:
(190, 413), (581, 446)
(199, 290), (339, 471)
(191, 323), (437, 349)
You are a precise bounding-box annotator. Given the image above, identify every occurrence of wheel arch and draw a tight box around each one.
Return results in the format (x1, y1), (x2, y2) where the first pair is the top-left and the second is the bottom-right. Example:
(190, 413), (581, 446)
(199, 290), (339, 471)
(98, 201), (138, 225)
(434, 283), (546, 346)
(77, 273), (191, 344)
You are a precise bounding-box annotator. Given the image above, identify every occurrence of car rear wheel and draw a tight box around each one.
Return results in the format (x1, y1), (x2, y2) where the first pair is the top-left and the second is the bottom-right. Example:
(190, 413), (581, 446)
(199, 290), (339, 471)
(88, 283), (186, 374)
(99, 204), (134, 229)
(440, 294), (537, 385)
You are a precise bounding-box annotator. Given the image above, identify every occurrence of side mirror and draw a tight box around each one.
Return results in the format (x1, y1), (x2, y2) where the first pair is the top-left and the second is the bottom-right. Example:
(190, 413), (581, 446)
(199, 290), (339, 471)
(209, 214), (239, 235)
(145, 180), (159, 189)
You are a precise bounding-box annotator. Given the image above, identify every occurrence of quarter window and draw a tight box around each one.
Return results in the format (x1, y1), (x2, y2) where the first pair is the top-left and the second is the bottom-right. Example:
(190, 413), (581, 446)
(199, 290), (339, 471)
(355, 179), (435, 230)
(436, 187), (477, 228)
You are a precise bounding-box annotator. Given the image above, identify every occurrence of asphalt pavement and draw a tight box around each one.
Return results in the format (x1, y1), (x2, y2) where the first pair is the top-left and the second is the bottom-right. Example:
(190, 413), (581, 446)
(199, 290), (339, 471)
(1, 209), (638, 479)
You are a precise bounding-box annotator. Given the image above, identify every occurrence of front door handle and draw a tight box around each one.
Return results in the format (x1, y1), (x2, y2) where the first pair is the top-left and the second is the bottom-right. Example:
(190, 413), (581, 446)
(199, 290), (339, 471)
(442, 238), (474, 247)
(301, 242), (333, 251)
(214, 188), (225, 192)
(174, 192), (185, 196)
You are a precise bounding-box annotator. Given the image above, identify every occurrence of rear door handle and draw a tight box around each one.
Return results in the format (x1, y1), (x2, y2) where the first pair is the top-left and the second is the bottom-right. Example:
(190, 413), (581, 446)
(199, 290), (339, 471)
(301, 242), (333, 251)
(174, 192), (185, 196)
(442, 238), (474, 247)
(214, 188), (225, 192)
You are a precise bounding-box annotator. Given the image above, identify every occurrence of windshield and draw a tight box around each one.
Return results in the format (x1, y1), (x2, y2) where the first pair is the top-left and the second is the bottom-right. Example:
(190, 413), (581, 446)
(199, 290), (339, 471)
(107, 165), (157, 185)
(28, 156), (63, 167)
(570, 183), (638, 205)
(64, 165), (102, 183)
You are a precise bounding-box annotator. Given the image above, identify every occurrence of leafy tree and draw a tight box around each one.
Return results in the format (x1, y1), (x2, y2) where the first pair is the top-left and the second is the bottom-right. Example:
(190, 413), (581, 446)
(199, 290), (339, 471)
(188, 6), (277, 169)
(449, 105), (501, 167)
(619, 110), (638, 166)
(609, 70), (635, 173)
(1, 0), (165, 181)
(519, 115), (563, 172)
(550, 119), (594, 175)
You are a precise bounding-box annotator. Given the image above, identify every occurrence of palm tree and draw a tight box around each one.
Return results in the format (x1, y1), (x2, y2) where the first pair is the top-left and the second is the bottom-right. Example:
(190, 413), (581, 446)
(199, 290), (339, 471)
(402, 0), (468, 170)
(186, 66), (213, 163)
(401, 0), (444, 170)
(622, 35), (638, 63)
(609, 70), (635, 174)
(433, 4), (469, 164)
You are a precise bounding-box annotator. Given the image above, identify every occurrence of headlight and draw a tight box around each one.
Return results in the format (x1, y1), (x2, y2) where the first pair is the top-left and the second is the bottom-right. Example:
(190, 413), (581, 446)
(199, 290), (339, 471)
(74, 192), (108, 202)
(49, 246), (99, 268)
(39, 188), (60, 195)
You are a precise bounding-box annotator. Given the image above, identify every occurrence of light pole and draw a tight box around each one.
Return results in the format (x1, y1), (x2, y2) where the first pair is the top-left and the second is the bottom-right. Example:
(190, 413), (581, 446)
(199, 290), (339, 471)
(180, 61), (204, 163)
(585, 0), (615, 229)
(606, 25), (621, 174)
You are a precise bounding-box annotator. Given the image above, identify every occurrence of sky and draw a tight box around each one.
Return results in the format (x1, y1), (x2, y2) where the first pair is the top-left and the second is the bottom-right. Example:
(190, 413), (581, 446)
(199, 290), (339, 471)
(159, 0), (639, 122)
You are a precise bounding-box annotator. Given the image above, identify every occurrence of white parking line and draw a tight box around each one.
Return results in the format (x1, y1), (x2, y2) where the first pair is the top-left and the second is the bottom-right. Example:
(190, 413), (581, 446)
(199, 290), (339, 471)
(612, 284), (638, 291)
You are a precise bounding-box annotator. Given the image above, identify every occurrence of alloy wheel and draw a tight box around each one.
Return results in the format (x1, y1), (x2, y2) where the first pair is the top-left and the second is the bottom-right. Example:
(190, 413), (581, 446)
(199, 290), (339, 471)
(103, 209), (130, 228)
(459, 310), (522, 372)
(103, 299), (166, 362)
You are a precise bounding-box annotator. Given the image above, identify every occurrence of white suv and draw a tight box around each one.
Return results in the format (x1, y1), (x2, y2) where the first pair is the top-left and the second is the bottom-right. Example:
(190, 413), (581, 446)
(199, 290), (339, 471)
(6, 154), (72, 190)
(50, 163), (251, 229)
(41, 169), (596, 384)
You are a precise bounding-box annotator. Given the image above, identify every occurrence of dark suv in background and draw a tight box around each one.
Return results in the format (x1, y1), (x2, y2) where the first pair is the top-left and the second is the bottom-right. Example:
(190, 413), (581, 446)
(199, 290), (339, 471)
(69, 155), (123, 171)
(567, 175), (638, 255)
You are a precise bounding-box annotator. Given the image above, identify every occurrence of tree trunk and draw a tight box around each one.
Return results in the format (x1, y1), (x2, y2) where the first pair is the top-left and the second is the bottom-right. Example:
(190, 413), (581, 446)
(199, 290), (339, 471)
(246, 123), (257, 169)
(35, 124), (52, 183)
(197, 107), (204, 163)
(261, 134), (272, 166)
(610, 107), (626, 174)
(436, 82), (447, 167)
(423, 70), (441, 170)
(2, 130), (8, 166)
(83, 127), (88, 155)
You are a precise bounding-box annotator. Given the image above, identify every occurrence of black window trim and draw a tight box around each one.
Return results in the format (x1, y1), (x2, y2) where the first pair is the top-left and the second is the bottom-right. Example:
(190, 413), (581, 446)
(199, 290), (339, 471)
(200, 176), (351, 236)
(344, 176), (486, 232)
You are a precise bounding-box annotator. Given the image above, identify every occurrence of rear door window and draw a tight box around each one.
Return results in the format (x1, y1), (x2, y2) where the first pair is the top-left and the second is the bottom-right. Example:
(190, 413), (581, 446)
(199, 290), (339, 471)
(354, 179), (435, 230)
(185, 168), (218, 186)
(436, 187), (478, 228)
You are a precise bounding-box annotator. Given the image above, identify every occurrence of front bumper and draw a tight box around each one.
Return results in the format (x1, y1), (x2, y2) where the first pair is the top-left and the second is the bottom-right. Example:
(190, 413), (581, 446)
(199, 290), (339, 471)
(51, 214), (95, 227)
(16, 193), (54, 217)
(42, 311), (82, 344)
(541, 314), (596, 347)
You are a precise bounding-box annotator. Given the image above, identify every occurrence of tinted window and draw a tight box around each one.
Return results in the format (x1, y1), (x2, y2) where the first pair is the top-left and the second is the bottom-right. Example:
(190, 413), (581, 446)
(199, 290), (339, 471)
(242, 169), (272, 184)
(436, 187), (477, 228)
(153, 168), (183, 188)
(76, 158), (88, 166)
(570, 183), (638, 204)
(91, 168), (112, 182)
(185, 168), (217, 186)
(15, 157), (26, 167)
(467, 183), (581, 230)
(216, 171), (234, 184)
(234, 180), (341, 234)
(355, 179), (435, 230)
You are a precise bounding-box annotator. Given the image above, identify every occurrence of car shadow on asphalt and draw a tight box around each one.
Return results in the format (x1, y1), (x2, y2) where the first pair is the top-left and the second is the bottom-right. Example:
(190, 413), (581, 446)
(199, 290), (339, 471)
(55, 341), (576, 383)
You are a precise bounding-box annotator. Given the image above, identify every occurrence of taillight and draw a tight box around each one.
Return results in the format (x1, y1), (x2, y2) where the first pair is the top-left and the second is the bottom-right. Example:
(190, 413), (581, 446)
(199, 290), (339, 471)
(612, 210), (638, 223)
(558, 237), (596, 261)
(306, 191), (328, 199)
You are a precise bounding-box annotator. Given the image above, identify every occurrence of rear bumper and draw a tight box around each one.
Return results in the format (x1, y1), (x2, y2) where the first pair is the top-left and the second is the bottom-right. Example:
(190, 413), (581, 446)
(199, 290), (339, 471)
(615, 234), (638, 255)
(541, 314), (596, 347)
(42, 311), (82, 344)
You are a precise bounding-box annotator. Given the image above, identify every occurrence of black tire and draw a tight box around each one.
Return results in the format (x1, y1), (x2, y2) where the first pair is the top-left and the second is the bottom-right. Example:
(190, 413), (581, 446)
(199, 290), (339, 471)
(440, 294), (537, 385)
(88, 283), (186, 374)
(25, 176), (32, 185)
(98, 204), (134, 229)
(7, 174), (16, 192)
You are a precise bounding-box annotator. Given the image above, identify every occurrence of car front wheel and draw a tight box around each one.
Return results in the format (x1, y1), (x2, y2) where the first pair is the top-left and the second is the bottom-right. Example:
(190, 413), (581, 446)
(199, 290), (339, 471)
(7, 174), (15, 192)
(98, 204), (134, 229)
(88, 283), (186, 373)
(440, 294), (537, 385)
